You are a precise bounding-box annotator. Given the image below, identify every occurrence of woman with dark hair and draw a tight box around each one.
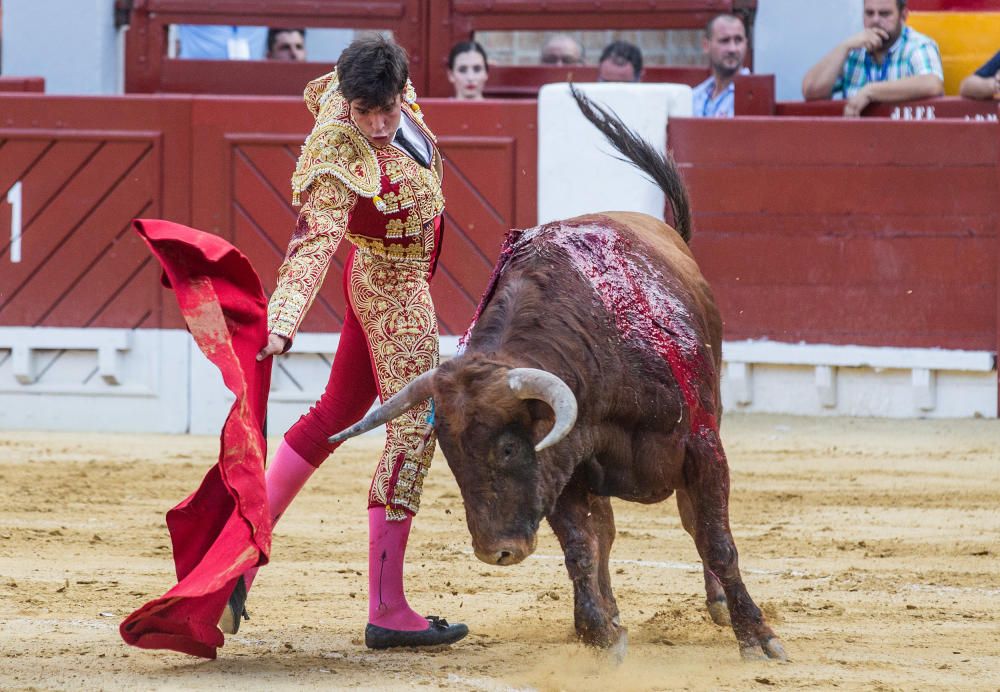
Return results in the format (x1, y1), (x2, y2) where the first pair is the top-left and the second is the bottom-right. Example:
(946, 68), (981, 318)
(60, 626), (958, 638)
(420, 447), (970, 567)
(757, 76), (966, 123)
(223, 33), (467, 650)
(447, 40), (489, 100)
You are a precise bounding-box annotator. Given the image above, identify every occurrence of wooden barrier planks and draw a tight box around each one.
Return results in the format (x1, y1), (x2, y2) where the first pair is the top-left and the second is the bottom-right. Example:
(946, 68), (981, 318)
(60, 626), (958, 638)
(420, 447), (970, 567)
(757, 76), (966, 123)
(669, 116), (999, 353)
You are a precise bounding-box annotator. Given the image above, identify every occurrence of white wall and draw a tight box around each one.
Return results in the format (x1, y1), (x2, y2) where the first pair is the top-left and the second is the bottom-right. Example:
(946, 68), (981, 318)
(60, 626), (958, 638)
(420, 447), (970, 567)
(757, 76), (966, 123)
(1, 328), (993, 435)
(304, 29), (354, 63)
(2, 0), (122, 94)
(754, 0), (863, 102)
(537, 82), (692, 225)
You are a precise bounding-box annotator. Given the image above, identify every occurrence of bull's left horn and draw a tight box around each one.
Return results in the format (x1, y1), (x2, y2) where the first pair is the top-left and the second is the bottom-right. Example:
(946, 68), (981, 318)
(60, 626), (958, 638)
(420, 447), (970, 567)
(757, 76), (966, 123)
(507, 368), (578, 452)
(328, 369), (437, 444)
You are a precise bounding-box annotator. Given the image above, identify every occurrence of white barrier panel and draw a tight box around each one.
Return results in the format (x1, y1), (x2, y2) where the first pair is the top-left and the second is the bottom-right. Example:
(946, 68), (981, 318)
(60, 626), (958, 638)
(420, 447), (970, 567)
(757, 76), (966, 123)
(0, 328), (189, 432)
(537, 82), (693, 225)
(0, 328), (994, 433)
(721, 340), (997, 419)
(188, 334), (463, 436)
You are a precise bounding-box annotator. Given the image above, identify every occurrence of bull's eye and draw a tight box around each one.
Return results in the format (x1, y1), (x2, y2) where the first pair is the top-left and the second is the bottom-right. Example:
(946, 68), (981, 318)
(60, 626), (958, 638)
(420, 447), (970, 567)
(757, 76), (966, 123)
(502, 442), (515, 458)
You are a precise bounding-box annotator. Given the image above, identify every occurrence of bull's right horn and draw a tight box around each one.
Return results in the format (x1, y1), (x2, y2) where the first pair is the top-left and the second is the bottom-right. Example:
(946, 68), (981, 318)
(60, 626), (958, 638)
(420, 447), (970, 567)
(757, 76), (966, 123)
(507, 368), (578, 452)
(328, 368), (437, 444)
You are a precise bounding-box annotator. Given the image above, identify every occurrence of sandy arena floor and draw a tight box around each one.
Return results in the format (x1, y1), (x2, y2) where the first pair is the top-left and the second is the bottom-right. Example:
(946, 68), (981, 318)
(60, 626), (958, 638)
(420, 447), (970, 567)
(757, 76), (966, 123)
(1, 414), (998, 691)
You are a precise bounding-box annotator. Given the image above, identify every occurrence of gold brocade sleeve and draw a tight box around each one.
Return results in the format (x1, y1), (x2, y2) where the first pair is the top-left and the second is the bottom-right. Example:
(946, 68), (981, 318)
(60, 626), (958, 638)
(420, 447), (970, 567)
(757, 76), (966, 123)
(267, 177), (357, 341)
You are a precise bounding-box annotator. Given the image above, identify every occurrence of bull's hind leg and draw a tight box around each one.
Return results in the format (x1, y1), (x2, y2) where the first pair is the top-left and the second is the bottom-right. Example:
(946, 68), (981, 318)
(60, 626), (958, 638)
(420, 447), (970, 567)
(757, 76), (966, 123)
(547, 474), (625, 654)
(683, 430), (787, 661)
(676, 489), (729, 626)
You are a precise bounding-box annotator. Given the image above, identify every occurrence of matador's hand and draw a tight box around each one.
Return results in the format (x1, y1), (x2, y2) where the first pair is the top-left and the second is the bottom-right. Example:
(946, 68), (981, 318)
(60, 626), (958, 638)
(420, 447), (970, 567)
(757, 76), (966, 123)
(257, 333), (290, 361)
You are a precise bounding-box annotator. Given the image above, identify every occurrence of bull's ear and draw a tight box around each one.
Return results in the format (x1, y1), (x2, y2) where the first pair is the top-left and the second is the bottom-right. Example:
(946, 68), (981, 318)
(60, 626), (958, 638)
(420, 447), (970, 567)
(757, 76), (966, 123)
(527, 400), (556, 449)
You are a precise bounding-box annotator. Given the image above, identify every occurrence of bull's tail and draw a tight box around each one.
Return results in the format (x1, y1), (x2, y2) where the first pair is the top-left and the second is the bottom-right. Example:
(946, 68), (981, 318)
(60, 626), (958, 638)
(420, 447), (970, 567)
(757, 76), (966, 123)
(570, 84), (692, 243)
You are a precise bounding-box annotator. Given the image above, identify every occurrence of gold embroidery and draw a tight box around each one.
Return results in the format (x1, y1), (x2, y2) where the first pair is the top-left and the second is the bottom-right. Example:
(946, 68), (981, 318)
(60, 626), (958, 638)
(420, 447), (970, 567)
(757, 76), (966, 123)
(293, 121), (380, 204)
(347, 234), (429, 263)
(268, 178), (356, 340)
(382, 159), (405, 185)
(378, 186), (416, 215)
(349, 252), (439, 517)
(384, 214), (422, 239)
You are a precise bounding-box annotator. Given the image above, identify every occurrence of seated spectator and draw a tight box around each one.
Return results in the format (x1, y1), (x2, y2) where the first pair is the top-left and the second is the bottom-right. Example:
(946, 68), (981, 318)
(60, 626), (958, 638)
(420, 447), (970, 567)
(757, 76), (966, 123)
(801, 0), (943, 118)
(692, 14), (749, 118)
(597, 41), (643, 82)
(541, 34), (584, 66)
(176, 25), (268, 60)
(447, 41), (489, 100)
(267, 28), (306, 62)
(959, 49), (1000, 100)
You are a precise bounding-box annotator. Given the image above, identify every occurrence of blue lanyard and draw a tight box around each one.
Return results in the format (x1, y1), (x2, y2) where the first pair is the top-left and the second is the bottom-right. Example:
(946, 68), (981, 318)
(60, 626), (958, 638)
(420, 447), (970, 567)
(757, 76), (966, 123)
(701, 82), (727, 117)
(864, 51), (891, 84)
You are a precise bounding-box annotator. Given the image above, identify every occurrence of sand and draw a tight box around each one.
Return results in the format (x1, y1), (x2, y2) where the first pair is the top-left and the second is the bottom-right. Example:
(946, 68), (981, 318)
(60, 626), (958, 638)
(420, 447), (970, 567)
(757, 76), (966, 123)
(1, 414), (998, 691)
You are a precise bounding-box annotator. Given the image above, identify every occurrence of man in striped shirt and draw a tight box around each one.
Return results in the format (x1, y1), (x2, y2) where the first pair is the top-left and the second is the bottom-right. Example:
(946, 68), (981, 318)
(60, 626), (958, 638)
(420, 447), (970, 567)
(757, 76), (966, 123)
(801, 0), (944, 118)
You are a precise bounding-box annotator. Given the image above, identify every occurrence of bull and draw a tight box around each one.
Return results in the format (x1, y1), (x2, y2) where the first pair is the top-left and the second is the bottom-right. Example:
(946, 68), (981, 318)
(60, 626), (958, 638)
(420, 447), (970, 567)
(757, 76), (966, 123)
(332, 88), (786, 661)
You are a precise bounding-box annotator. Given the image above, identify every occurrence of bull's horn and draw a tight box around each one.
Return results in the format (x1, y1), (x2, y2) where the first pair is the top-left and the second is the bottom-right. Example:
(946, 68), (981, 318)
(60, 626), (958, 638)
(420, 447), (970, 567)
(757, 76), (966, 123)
(328, 369), (437, 444)
(507, 368), (578, 452)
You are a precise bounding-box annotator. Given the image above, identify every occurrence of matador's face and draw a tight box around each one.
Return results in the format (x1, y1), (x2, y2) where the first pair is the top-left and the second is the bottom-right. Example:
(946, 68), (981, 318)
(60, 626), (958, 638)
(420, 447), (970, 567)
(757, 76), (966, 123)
(349, 94), (403, 148)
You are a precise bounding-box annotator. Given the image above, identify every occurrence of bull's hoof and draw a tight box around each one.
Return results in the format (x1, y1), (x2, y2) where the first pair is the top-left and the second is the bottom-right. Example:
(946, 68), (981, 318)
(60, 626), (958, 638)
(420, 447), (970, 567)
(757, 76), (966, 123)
(739, 636), (788, 662)
(605, 627), (628, 665)
(707, 598), (730, 627)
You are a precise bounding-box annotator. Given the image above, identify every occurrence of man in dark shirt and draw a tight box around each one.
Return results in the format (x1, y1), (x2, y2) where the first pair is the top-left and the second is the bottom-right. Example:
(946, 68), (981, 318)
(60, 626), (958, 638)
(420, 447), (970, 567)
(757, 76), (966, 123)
(959, 49), (1000, 99)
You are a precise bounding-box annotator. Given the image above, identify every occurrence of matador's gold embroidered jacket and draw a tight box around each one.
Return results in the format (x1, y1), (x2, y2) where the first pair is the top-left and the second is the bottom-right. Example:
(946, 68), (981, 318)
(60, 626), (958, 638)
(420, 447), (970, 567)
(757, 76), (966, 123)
(267, 70), (445, 341)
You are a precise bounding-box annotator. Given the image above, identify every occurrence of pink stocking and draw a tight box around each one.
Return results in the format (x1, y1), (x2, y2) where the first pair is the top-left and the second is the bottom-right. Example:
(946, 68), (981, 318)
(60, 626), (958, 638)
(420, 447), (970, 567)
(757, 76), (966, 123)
(243, 439), (317, 590)
(368, 507), (429, 631)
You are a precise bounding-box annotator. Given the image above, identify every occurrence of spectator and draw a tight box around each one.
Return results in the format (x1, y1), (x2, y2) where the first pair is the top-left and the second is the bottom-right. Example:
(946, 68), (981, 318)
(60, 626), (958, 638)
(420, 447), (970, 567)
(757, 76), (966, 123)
(541, 34), (584, 66)
(176, 25), (268, 60)
(597, 40), (643, 82)
(267, 28), (306, 62)
(959, 49), (1000, 99)
(447, 41), (489, 99)
(801, 0), (943, 118)
(691, 14), (749, 118)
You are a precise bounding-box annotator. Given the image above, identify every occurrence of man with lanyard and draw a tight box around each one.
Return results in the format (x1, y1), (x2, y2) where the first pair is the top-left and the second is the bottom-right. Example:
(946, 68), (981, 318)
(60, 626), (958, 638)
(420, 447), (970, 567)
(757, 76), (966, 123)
(692, 13), (749, 119)
(802, 0), (943, 117)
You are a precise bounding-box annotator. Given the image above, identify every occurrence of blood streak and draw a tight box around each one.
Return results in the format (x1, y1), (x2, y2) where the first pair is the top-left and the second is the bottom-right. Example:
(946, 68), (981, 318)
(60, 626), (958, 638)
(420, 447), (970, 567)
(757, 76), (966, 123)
(464, 219), (720, 444)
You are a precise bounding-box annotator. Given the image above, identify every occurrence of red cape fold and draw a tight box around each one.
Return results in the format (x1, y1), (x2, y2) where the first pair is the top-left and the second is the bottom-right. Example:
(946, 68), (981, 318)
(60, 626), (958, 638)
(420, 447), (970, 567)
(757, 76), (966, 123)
(120, 219), (272, 659)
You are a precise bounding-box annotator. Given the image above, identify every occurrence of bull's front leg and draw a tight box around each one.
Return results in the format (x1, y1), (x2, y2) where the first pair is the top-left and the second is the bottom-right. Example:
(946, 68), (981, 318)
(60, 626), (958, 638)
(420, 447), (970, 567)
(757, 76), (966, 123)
(547, 474), (625, 653)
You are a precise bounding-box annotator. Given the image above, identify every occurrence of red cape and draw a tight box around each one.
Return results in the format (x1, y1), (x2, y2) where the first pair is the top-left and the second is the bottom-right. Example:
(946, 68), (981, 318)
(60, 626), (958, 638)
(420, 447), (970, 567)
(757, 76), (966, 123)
(120, 219), (272, 659)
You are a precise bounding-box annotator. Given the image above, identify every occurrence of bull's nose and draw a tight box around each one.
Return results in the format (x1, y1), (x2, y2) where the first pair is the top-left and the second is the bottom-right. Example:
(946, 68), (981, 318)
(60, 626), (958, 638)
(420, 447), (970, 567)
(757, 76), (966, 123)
(475, 548), (525, 566)
(473, 534), (536, 566)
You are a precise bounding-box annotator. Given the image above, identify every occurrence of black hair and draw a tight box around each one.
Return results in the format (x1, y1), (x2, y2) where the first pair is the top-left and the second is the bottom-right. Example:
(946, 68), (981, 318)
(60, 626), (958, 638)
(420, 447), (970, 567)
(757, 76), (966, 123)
(337, 34), (409, 108)
(598, 40), (643, 80)
(897, 0), (907, 10)
(705, 12), (747, 38)
(448, 40), (489, 71)
(267, 27), (305, 53)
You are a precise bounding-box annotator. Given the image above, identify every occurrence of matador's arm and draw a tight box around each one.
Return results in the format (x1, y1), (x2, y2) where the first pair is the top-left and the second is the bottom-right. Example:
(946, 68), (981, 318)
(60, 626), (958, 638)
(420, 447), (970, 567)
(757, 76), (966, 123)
(267, 177), (358, 343)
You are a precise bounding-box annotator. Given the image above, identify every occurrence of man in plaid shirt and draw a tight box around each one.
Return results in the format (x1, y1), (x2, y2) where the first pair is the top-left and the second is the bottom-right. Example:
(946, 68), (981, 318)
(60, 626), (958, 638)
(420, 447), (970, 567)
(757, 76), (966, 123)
(801, 0), (944, 117)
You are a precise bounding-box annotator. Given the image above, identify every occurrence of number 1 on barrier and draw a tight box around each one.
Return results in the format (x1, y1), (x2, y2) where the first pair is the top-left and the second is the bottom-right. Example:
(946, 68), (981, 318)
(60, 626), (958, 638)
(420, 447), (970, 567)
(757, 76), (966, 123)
(7, 181), (22, 263)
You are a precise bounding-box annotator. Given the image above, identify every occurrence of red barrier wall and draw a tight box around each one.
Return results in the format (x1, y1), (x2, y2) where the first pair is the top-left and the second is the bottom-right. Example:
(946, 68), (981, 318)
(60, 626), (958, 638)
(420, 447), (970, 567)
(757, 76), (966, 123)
(0, 95), (192, 331)
(2, 95), (997, 384)
(0, 95), (536, 336)
(669, 116), (999, 353)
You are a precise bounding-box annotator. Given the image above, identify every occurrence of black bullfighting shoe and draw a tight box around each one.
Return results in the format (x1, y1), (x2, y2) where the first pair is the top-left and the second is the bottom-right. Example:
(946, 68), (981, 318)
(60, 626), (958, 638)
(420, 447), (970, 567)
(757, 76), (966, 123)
(364, 616), (469, 649)
(218, 575), (250, 635)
